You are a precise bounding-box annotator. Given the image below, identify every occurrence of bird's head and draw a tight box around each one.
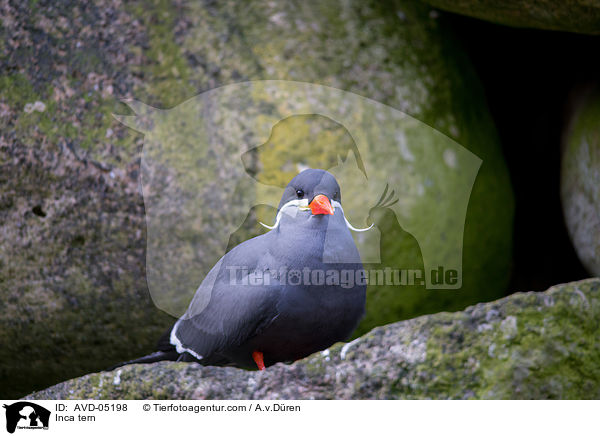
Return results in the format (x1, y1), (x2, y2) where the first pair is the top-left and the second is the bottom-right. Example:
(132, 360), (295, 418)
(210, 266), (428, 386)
(277, 169), (340, 215)
(260, 169), (372, 232)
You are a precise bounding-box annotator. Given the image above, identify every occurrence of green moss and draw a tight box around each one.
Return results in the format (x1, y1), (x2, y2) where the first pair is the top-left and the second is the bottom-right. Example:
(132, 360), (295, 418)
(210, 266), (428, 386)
(0, 74), (39, 107)
(127, 0), (196, 108)
(420, 282), (600, 399)
(0, 73), (135, 164)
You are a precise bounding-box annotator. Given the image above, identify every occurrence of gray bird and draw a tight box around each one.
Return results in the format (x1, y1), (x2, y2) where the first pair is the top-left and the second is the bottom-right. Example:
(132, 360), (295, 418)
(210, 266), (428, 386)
(112, 169), (367, 370)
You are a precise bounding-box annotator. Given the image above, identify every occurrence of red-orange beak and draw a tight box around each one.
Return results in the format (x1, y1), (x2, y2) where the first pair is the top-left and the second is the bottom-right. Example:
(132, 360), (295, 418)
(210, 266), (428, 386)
(309, 194), (334, 215)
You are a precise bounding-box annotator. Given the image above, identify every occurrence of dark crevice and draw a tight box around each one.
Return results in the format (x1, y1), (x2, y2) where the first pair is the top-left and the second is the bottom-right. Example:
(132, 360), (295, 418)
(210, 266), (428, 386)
(32, 205), (46, 218)
(447, 13), (596, 293)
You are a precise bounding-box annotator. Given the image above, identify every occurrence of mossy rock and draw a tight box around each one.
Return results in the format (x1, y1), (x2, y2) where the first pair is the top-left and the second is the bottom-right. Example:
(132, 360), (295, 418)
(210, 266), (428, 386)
(119, 0), (514, 334)
(0, 1), (177, 399)
(0, 0), (511, 397)
(561, 86), (600, 276)
(25, 279), (600, 399)
(419, 0), (600, 35)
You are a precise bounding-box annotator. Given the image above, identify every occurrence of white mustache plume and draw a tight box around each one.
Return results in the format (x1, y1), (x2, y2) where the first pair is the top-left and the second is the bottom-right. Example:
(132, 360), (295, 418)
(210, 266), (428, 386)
(259, 199), (373, 232)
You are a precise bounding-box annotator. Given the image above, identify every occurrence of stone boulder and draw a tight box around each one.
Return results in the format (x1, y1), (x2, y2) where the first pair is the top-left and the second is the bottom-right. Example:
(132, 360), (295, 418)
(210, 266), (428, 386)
(419, 0), (600, 35)
(561, 86), (600, 277)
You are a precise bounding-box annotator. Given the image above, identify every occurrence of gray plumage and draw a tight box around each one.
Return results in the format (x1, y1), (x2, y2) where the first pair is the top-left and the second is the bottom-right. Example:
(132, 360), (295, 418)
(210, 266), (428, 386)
(112, 169), (366, 370)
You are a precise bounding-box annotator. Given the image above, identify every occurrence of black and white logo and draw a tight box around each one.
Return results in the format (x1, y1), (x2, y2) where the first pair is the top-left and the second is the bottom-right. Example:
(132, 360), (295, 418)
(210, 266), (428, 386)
(3, 402), (50, 434)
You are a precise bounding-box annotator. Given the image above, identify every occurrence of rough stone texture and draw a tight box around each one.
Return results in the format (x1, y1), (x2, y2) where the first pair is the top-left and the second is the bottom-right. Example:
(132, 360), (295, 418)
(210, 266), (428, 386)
(0, 0), (176, 400)
(25, 279), (600, 400)
(0, 0), (512, 397)
(561, 86), (600, 277)
(419, 0), (600, 35)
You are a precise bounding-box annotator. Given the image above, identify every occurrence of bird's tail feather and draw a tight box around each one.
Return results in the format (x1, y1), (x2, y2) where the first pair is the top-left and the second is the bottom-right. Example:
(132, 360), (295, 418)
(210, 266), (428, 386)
(106, 350), (180, 371)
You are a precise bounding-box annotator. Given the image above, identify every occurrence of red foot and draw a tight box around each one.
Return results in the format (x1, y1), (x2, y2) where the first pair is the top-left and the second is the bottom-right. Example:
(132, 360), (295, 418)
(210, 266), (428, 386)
(252, 350), (265, 371)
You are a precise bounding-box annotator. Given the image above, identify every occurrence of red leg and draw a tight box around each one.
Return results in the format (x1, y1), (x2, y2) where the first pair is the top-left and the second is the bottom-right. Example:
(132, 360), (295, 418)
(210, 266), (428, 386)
(252, 350), (265, 371)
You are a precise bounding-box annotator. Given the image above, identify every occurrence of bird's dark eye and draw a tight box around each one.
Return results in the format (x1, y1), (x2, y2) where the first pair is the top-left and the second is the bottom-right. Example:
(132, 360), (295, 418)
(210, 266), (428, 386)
(296, 189), (304, 198)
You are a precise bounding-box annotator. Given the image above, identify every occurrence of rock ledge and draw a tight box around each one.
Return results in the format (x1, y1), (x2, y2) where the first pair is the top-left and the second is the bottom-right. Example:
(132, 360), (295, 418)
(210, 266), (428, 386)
(26, 278), (600, 400)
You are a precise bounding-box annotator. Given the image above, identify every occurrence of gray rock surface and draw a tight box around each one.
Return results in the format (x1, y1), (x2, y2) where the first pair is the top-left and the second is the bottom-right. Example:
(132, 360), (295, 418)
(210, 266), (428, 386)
(561, 86), (600, 277)
(26, 279), (600, 400)
(420, 0), (600, 35)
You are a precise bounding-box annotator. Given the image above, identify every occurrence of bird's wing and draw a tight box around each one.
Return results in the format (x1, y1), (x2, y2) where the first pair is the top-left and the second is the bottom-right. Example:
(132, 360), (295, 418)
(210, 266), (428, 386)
(170, 234), (281, 360)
